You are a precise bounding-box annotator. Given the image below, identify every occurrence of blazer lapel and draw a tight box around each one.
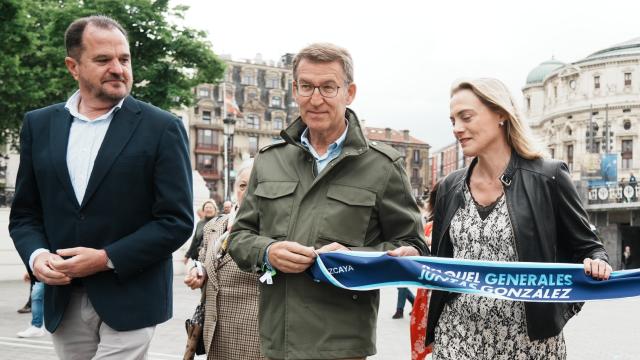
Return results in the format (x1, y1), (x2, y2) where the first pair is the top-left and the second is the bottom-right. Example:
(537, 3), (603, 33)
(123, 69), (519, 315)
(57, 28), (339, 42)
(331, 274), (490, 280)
(49, 106), (79, 208)
(80, 96), (141, 209)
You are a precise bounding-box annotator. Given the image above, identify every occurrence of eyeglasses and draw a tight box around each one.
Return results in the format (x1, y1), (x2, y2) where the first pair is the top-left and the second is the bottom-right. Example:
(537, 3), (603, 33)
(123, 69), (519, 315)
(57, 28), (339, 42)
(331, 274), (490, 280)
(295, 82), (341, 98)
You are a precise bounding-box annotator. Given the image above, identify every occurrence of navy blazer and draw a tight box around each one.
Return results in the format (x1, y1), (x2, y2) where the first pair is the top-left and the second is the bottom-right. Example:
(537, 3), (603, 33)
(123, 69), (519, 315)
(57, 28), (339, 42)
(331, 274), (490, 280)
(10, 96), (194, 332)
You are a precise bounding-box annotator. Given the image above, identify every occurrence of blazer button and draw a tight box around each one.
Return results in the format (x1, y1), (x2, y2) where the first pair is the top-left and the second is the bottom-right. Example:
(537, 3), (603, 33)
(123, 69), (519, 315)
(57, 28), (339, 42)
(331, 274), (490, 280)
(79, 214), (86, 220)
(352, 294), (358, 300)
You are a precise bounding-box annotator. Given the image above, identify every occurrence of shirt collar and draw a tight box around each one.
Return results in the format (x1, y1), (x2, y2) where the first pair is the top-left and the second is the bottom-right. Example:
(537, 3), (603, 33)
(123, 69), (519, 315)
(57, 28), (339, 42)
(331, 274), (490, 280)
(300, 120), (349, 160)
(64, 90), (125, 122)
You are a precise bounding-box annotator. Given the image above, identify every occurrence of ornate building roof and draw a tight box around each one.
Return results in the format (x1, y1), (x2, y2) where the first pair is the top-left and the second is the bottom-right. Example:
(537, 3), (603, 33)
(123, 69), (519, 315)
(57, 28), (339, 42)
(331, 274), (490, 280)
(525, 58), (565, 85)
(581, 37), (640, 62)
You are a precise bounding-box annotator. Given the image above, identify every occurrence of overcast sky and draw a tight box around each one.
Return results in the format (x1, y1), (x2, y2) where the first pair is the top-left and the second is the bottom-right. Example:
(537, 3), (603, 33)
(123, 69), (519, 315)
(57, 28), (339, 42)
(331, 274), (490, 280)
(170, 0), (640, 150)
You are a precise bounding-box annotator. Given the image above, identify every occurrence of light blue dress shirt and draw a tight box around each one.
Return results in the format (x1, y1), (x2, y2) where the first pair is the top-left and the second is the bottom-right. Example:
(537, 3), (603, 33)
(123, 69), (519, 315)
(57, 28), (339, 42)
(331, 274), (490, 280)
(65, 90), (124, 204)
(28, 90), (123, 270)
(300, 122), (349, 173)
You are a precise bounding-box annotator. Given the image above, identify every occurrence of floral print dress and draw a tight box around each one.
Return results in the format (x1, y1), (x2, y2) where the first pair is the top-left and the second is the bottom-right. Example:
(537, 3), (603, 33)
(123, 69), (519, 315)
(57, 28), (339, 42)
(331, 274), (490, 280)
(432, 185), (566, 360)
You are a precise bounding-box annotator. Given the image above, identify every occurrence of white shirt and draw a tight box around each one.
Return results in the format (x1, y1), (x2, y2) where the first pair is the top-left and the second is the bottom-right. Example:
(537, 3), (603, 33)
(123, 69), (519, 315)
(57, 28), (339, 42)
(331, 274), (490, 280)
(28, 91), (124, 270)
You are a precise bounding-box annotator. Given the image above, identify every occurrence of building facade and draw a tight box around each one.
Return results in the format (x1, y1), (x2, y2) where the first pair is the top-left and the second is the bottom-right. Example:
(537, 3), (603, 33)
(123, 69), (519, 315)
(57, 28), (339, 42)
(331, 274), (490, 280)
(174, 54), (299, 203)
(429, 141), (473, 188)
(522, 37), (640, 269)
(365, 126), (431, 198)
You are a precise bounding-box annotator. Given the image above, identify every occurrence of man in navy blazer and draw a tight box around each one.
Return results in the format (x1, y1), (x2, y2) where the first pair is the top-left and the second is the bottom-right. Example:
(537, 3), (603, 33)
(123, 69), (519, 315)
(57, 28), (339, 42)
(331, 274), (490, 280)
(9, 15), (193, 359)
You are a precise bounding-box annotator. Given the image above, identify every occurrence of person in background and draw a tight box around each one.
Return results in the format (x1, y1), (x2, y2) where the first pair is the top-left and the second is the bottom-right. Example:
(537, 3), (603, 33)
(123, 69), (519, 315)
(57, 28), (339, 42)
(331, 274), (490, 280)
(184, 200), (218, 264)
(222, 200), (233, 215)
(392, 288), (415, 319)
(16, 273), (45, 338)
(427, 77), (611, 359)
(623, 245), (632, 269)
(184, 159), (263, 360)
(410, 181), (439, 359)
(17, 265), (34, 314)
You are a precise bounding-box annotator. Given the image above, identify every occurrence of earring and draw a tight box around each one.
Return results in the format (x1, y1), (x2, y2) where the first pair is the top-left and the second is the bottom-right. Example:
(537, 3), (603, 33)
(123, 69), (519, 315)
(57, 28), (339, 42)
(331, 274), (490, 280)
(499, 121), (505, 127)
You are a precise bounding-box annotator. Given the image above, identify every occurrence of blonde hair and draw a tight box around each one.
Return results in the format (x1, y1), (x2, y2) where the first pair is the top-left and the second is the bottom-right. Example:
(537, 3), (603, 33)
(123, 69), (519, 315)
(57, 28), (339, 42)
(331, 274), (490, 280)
(451, 78), (545, 160)
(293, 43), (354, 84)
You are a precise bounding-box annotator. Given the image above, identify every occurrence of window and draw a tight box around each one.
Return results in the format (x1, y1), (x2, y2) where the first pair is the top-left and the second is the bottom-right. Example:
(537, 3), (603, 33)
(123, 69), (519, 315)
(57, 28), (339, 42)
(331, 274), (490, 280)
(266, 77), (280, 88)
(242, 72), (256, 85)
(246, 88), (258, 100)
(412, 168), (419, 180)
(554, 86), (558, 98)
(625, 72), (632, 86)
(594, 76), (600, 89)
(622, 139), (633, 169)
(624, 120), (632, 130)
(566, 144), (574, 171)
(549, 147), (555, 159)
(202, 111), (211, 123)
(594, 141), (601, 153)
(526, 97), (531, 110)
(273, 117), (284, 130)
(246, 115), (260, 129)
(196, 154), (216, 172)
(197, 129), (218, 149)
(394, 146), (407, 157)
(413, 149), (421, 164)
(198, 88), (209, 97)
(248, 136), (258, 155)
(271, 96), (282, 107)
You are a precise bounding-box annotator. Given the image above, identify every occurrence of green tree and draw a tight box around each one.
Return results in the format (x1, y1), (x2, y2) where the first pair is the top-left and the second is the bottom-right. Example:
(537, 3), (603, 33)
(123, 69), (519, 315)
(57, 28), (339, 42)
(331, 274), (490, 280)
(0, 0), (225, 146)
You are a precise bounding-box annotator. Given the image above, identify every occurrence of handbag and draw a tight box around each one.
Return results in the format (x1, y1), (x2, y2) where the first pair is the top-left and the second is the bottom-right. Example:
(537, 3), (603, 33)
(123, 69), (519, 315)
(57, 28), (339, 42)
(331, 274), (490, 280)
(184, 291), (206, 359)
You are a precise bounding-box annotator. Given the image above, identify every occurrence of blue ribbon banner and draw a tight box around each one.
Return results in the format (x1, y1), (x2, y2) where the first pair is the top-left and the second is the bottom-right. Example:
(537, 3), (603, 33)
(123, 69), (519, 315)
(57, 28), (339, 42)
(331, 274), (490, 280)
(308, 251), (640, 302)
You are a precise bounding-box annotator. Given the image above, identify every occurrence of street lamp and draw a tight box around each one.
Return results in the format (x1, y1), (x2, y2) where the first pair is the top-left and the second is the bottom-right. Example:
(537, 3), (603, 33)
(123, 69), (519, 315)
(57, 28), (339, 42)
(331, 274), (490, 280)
(223, 117), (236, 201)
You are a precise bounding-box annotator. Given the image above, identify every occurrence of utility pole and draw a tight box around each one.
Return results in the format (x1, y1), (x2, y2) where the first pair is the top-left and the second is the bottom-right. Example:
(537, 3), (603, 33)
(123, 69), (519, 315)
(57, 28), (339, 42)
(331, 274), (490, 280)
(604, 104), (610, 154)
(588, 105), (593, 153)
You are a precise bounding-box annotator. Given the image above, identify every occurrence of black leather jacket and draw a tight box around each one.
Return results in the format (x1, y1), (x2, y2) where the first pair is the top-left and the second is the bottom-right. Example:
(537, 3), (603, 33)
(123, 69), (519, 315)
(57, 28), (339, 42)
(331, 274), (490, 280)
(427, 153), (609, 344)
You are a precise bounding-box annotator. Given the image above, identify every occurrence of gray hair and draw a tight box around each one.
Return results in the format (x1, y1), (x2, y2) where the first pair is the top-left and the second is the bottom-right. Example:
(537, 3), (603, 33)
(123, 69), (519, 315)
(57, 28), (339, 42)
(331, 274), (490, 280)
(235, 158), (254, 185)
(292, 43), (354, 84)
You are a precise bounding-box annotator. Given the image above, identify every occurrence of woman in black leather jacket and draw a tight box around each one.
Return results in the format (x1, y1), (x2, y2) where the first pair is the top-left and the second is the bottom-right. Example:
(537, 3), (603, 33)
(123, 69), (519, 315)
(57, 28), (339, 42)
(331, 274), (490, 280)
(427, 78), (611, 359)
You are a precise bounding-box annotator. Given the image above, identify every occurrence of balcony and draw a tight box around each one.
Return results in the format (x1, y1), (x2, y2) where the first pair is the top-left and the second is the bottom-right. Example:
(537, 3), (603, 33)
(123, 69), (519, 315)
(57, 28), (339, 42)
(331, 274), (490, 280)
(196, 169), (222, 180)
(195, 144), (222, 153)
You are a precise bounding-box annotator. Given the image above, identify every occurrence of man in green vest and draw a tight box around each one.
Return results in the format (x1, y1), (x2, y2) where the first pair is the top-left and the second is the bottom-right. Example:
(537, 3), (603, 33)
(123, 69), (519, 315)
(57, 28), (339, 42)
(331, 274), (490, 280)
(229, 42), (429, 360)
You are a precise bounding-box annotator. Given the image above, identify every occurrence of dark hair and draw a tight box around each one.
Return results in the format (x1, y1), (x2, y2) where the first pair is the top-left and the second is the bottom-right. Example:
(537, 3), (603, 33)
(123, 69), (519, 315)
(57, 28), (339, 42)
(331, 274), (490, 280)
(427, 180), (440, 221)
(64, 15), (128, 60)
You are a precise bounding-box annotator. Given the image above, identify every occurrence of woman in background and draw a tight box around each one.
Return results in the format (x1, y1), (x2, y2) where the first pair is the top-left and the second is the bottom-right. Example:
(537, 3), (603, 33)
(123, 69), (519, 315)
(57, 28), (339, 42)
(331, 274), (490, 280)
(184, 159), (262, 360)
(410, 181), (438, 360)
(184, 199), (218, 264)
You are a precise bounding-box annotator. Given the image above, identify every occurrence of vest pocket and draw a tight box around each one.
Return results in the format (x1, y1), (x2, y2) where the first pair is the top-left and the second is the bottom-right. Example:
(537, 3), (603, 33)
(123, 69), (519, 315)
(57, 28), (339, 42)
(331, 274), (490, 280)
(318, 184), (376, 246)
(254, 181), (298, 237)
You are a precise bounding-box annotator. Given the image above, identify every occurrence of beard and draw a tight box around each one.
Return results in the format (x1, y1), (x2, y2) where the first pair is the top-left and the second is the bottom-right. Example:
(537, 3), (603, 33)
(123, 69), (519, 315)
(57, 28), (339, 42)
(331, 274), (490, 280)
(80, 74), (132, 104)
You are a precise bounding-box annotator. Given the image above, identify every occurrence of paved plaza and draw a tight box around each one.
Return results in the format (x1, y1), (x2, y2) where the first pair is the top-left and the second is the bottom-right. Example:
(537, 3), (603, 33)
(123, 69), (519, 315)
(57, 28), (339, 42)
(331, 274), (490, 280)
(0, 277), (638, 359)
